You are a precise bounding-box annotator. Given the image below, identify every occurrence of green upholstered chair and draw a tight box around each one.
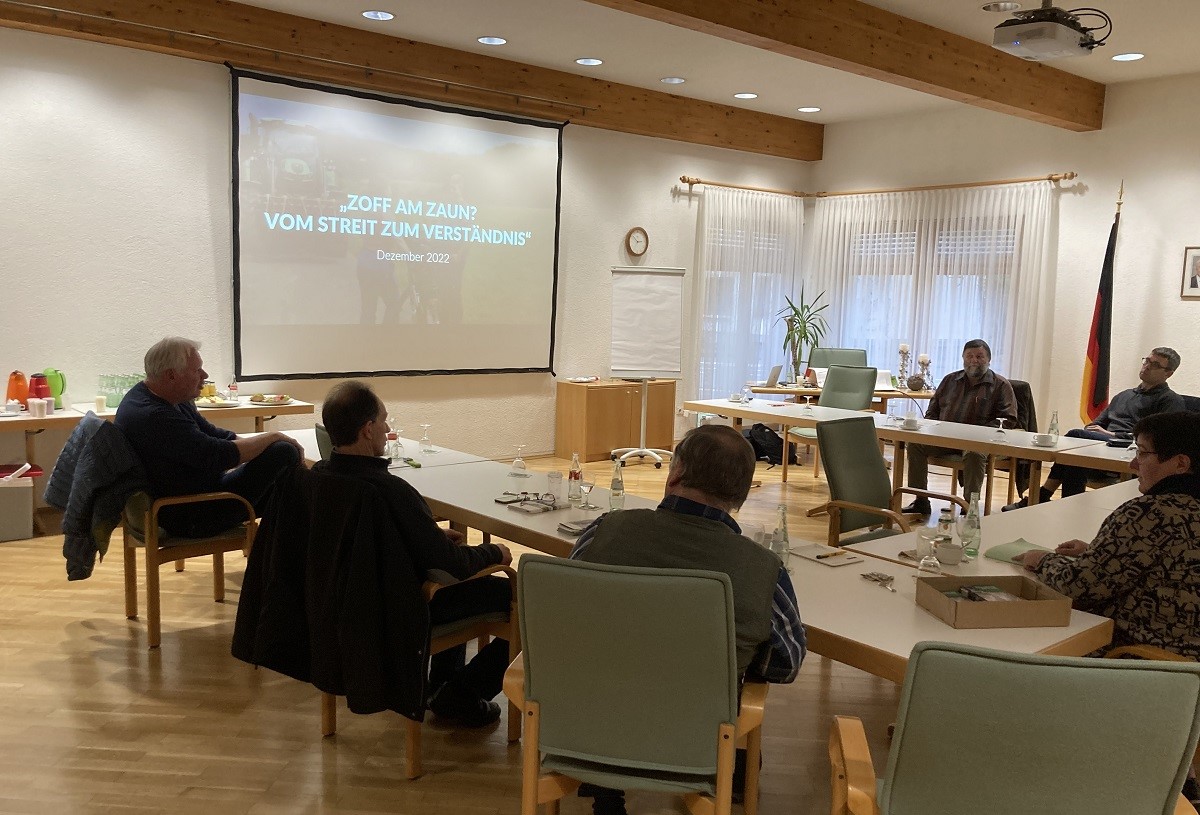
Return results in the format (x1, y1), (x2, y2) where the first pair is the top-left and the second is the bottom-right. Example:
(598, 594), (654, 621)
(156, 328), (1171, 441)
(816, 416), (964, 547)
(829, 641), (1200, 815)
(809, 347), (869, 370)
(503, 555), (767, 815)
(314, 423), (333, 461)
(788, 365), (878, 477)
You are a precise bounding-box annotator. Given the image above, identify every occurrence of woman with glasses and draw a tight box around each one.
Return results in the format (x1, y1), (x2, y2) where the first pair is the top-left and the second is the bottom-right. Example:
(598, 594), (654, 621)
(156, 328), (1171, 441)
(1021, 411), (1200, 658)
(1004, 347), (1185, 509)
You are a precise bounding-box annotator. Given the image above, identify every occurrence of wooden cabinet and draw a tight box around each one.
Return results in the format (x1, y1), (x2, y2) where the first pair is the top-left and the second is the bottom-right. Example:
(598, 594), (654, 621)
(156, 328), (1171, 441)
(555, 380), (676, 462)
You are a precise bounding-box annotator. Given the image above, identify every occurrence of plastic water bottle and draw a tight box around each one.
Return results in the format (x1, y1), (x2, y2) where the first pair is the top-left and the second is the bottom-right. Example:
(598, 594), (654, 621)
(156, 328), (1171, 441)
(1048, 410), (1060, 444)
(568, 452), (582, 505)
(961, 492), (982, 559)
(769, 503), (791, 572)
(609, 459), (625, 511)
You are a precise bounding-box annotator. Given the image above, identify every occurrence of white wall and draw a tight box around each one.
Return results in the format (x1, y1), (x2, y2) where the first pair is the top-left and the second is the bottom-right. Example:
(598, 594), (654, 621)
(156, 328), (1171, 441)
(812, 73), (1200, 424)
(0, 27), (810, 464)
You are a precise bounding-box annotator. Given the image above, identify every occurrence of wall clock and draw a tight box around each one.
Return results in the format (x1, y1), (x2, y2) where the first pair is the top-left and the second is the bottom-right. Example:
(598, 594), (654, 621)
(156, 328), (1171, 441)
(624, 226), (648, 257)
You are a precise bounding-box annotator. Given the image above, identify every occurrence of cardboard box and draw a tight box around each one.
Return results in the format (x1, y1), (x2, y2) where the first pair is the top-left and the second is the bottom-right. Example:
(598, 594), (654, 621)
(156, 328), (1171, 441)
(916, 574), (1072, 629)
(0, 478), (34, 542)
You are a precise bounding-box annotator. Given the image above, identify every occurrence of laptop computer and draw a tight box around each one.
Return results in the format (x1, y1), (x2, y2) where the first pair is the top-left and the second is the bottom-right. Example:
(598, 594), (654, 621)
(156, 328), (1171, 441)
(764, 364), (783, 387)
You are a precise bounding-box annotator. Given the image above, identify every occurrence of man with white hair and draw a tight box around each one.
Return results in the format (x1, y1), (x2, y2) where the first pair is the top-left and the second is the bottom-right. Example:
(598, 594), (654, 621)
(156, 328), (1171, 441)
(115, 336), (302, 537)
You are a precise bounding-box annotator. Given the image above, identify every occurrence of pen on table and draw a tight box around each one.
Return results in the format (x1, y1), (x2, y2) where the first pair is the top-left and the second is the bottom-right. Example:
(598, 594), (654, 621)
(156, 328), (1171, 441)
(816, 551), (845, 560)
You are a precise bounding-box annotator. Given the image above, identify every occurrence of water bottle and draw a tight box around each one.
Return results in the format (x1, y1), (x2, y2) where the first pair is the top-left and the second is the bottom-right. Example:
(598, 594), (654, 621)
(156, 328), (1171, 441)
(936, 508), (955, 542)
(227, 381), (239, 402)
(385, 431), (400, 463)
(609, 459), (625, 511)
(568, 452), (582, 505)
(769, 504), (791, 572)
(1048, 410), (1060, 444)
(961, 492), (982, 559)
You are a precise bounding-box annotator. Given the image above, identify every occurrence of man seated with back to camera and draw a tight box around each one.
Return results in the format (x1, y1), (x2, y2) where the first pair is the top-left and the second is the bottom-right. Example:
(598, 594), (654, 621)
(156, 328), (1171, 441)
(901, 338), (1018, 516)
(569, 424), (806, 815)
(115, 336), (303, 537)
(316, 380), (514, 726)
(1004, 347), (1184, 510)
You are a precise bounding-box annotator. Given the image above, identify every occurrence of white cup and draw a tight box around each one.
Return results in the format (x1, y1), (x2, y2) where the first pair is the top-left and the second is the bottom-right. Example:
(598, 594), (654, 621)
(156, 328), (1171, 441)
(42, 397), (55, 415)
(935, 540), (964, 565)
(730, 392), (744, 401)
(903, 417), (921, 430)
(29, 399), (47, 418)
(4, 400), (19, 415)
(94, 395), (107, 414)
(1033, 433), (1054, 446)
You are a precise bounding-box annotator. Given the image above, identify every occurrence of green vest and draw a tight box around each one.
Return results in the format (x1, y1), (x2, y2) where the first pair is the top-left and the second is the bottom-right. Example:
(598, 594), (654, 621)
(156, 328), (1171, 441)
(579, 508), (780, 674)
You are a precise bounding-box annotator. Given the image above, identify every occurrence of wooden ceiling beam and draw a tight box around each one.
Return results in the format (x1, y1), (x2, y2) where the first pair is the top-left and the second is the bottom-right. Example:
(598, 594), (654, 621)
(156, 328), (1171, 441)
(581, 0), (1106, 132)
(0, 0), (824, 160)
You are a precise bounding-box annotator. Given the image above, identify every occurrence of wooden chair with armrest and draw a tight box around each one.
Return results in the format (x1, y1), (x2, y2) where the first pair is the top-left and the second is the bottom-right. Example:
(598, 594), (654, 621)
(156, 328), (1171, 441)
(816, 416), (966, 547)
(122, 490), (257, 649)
(504, 555), (767, 815)
(830, 641), (1200, 815)
(320, 562), (520, 779)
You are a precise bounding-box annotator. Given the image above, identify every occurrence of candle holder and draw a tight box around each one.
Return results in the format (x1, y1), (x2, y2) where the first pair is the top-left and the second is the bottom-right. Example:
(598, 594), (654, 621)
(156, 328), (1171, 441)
(918, 359), (932, 390)
(897, 349), (911, 388)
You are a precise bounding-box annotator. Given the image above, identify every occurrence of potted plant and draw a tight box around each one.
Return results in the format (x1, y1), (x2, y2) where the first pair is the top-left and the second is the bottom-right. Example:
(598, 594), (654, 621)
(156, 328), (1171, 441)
(777, 289), (829, 383)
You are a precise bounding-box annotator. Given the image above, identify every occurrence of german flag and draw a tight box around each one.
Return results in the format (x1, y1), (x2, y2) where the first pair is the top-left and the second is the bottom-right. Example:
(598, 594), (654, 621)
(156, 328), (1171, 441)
(1080, 210), (1119, 423)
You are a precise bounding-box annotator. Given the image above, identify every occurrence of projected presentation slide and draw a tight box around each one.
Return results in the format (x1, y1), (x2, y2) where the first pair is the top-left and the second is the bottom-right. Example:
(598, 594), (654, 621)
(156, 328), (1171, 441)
(233, 72), (562, 378)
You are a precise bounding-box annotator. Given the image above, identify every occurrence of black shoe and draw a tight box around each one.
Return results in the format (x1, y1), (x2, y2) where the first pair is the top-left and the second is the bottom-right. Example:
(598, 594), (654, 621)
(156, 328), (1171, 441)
(901, 498), (931, 516)
(1182, 777), (1200, 806)
(1002, 497), (1028, 512)
(578, 784), (627, 815)
(428, 684), (501, 728)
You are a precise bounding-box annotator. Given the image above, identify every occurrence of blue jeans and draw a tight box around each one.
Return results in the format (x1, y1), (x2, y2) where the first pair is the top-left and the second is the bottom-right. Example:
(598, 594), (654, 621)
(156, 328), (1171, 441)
(159, 440), (300, 537)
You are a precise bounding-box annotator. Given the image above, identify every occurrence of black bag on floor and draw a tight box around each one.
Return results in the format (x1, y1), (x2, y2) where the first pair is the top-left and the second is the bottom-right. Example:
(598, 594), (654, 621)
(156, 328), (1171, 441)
(744, 423), (797, 467)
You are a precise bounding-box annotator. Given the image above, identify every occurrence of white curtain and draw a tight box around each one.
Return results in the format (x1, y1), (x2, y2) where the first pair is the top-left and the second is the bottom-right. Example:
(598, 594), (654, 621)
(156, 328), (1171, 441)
(693, 187), (803, 399)
(805, 182), (1055, 393)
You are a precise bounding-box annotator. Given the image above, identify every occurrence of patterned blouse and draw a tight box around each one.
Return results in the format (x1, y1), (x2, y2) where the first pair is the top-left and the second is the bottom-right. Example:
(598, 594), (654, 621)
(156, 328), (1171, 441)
(1034, 473), (1200, 657)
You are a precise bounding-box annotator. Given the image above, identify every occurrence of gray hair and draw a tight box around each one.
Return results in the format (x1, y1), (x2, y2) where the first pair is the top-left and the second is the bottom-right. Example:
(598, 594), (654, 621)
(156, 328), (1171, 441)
(144, 337), (200, 378)
(670, 424), (756, 509)
(1151, 346), (1181, 373)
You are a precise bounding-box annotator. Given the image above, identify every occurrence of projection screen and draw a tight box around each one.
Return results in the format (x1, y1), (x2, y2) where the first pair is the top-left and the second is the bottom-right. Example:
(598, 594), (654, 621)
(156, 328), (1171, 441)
(232, 71), (563, 379)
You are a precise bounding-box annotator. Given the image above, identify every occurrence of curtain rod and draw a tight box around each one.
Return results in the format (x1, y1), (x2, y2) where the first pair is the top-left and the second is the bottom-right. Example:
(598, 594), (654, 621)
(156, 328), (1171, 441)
(679, 172), (1077, 198)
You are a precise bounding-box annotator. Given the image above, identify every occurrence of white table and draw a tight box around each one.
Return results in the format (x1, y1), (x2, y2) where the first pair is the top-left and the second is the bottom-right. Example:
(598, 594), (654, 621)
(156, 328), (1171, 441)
(281, 429), (485, 468)
(1051, 439), (1138, 476)
(787, 552), (1113, 684)
(76, 398), (315, 433)
(399, 459), (658, 557)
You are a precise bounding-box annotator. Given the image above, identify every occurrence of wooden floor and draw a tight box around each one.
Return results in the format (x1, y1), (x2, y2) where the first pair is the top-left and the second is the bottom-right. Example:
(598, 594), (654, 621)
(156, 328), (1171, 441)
(0, 451), (997, 814)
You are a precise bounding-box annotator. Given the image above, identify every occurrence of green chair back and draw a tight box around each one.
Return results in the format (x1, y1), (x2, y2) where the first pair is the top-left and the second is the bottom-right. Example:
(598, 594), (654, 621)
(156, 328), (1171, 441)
(518, 555), (738, 792)
(817, 416), (894, 534)
(809, 347), (868, 369)
(315, 423), (333, 461)
(817, 365), (877, 410)
(881, 642), (1200, 815)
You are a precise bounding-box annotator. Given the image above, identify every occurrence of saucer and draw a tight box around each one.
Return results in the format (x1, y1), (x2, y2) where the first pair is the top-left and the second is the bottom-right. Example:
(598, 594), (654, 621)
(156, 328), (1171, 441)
(1030, 439), (1057, 448)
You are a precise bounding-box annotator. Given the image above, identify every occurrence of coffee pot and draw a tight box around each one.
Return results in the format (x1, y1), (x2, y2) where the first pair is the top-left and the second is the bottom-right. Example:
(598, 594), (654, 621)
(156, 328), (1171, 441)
(27, 373), (51, 402)
(42, 368), (67, 409)
(6, 371), (28, 407)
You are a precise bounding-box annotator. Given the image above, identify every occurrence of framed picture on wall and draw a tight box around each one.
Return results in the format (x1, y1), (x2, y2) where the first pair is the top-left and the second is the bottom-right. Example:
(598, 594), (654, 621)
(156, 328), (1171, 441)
(1183, 247), (1200, 299)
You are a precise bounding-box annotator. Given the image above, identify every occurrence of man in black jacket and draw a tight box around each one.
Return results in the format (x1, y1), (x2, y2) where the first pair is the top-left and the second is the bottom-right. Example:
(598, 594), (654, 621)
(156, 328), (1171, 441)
(317, 380), (513, 726)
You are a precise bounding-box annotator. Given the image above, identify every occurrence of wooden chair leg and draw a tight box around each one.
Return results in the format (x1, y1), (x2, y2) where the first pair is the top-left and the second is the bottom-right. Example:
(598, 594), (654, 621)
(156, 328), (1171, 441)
(405, 719), (423, 779)
(812, 446), (822, 479)
(744, 726), (762, 815)
(123, 538), (138, 620)
(145, 546), (161, 649)
(521, 703), (542, 815)
(984, 457), (996, 516)
(175, 559), (185, 572)
(321, 692), (337, 736)
(212, 552), (225, 602)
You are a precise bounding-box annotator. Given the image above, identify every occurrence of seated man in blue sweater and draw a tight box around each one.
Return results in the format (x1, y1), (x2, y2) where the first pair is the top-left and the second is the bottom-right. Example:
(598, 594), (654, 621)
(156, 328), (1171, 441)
(115, 336), (302, 537)
(570, 424), (806, 815)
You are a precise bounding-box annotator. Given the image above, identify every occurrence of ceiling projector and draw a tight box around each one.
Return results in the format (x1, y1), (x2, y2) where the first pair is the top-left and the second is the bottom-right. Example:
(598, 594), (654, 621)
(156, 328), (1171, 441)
(992, 4), (1107, 61)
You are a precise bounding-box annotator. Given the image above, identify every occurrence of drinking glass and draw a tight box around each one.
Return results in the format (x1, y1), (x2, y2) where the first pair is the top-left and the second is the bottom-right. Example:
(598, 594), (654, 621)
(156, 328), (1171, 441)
(579, 476), (599, 510)
(994, 417), (1007, 437)
(509, 444), (531, 478)
(419, 423), (437, 454)
(801, 395), (814, 414)
(917, 553), (942, 577)
(388, 424), (405, 460)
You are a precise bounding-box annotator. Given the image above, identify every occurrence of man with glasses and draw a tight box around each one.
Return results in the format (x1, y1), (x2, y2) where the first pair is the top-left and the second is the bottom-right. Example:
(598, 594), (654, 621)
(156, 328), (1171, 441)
(901, 339), (1018, 516)
(316, 380), (514, 727)
(1004, 347), (1184, 509)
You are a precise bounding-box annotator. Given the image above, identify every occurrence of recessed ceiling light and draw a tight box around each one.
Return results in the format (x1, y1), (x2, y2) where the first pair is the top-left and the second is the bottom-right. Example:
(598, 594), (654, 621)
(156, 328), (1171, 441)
(575, 58), (603, 66)
(1111, 52), (1145, 62)
(660, 76), (686, 85)
(797, 106), (821, 113)
(981, 2), (1021, 12)
(477, 36), (507, 46)
(733, 92), (758, 100)
(361, 10), (394, 21)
